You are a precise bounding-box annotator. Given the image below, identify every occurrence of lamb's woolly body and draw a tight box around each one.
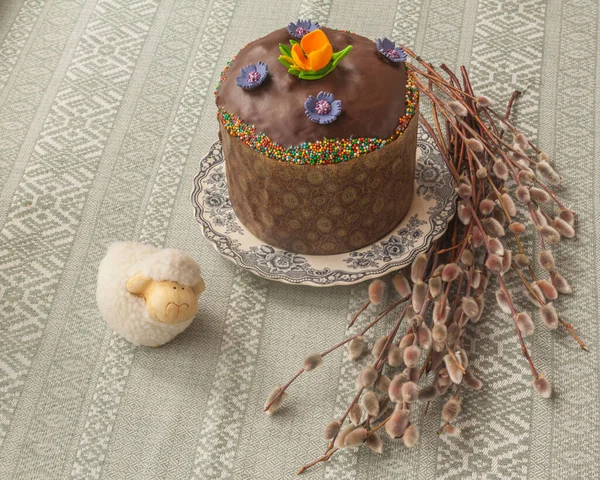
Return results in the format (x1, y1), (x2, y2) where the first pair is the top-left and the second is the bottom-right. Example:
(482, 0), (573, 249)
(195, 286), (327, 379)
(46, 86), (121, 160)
(97, 242), (202, 346)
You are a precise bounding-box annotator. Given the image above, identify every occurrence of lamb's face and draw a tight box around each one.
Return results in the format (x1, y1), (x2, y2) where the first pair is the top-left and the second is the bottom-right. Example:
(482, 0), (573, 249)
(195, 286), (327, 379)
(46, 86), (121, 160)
(144, 280), (199, 324)
(126, 274), (206, 325)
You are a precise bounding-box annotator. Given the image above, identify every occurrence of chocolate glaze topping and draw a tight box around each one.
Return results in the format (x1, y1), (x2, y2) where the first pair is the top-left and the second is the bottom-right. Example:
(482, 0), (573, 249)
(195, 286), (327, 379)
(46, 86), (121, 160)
(216, 27), (409, 148)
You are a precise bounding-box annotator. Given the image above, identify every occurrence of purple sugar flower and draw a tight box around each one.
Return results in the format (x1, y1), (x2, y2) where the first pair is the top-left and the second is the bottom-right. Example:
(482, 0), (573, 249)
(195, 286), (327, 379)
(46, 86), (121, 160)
(375, 37), (407, 63)
(236, 61), (268, 90)
(305, 92), (342, 124)
(287, 19), (320, 39)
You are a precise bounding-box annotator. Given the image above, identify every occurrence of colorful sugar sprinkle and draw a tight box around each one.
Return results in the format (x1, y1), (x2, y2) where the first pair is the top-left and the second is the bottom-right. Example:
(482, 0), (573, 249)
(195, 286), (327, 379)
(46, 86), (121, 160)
(217, 73), (419, 165)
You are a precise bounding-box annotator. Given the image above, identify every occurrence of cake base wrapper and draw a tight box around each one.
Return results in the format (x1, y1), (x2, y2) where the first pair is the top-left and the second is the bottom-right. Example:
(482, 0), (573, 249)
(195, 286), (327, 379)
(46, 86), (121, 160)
(220, 112), (418, 255)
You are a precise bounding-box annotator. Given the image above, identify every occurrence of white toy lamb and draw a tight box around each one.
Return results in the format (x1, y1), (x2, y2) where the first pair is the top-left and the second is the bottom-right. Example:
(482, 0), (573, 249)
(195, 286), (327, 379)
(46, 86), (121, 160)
(97, 241), (206, 347)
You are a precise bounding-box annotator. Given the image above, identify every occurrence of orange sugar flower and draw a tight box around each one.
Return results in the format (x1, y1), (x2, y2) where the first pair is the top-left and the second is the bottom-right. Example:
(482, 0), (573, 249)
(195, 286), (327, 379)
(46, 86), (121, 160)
(290, 29), (333, 72)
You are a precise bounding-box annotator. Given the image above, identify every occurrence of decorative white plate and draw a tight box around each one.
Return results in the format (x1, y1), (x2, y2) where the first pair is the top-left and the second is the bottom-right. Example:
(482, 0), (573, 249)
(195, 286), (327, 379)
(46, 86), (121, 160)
(191, 126), (456, 287)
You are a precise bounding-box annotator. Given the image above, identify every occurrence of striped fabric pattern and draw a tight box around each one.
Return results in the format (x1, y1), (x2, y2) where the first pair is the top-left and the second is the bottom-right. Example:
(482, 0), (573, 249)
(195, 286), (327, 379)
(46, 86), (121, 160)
(0, 0), (598, 478)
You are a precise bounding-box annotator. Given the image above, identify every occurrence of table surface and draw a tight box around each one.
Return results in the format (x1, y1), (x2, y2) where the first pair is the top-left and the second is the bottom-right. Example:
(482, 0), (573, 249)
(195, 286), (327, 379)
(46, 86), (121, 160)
(0, 0), (598, 478)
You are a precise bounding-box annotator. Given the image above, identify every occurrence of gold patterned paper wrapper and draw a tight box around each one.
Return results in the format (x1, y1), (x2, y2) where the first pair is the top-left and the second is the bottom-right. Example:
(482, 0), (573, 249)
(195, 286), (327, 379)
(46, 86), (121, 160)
(220, 108), (419, 255)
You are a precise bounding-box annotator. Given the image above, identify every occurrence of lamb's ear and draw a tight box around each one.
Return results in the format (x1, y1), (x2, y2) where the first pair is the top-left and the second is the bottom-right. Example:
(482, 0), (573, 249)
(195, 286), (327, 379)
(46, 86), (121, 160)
(192, 277), (206, 295)
(126, 273), (153, 296)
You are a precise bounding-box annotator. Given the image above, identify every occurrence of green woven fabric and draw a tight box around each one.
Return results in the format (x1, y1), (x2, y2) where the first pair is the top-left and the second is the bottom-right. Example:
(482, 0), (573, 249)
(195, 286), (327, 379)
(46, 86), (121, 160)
(0, 0), (597, 478)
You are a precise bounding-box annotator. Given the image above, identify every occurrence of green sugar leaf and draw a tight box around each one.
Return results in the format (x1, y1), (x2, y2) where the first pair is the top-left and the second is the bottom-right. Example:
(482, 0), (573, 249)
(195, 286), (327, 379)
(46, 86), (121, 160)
(278, 56), (292, 69)
(279, 43), (291, 56)
(331, 45), (353, 69)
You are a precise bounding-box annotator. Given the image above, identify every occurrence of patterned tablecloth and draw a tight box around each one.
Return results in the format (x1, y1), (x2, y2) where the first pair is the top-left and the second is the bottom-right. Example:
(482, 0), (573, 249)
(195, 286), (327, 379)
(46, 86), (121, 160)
(0, 0), (598, 478)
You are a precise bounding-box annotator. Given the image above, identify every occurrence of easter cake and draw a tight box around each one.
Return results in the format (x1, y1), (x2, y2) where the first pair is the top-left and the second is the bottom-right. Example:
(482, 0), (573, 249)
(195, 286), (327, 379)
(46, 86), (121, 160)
(214, 21), (419, 255)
